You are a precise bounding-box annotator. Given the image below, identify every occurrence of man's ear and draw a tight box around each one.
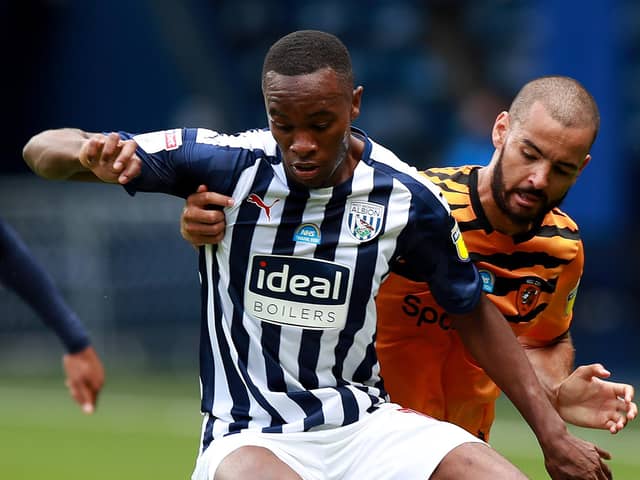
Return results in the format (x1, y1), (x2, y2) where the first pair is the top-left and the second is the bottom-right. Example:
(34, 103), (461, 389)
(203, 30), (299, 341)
(577, 154), (591, 176)
(351, 86), (364, 120)
(492, 111), (510, 149)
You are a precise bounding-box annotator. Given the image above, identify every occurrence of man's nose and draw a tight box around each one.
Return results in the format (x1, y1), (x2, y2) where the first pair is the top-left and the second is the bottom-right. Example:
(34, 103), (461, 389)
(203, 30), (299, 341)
(528, 162), (551, 189)
(289, 131), (317, 157)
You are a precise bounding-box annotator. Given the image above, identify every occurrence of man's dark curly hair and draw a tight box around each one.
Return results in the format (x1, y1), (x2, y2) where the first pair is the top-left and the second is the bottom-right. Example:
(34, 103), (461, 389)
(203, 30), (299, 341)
(261, 30), (353, 91)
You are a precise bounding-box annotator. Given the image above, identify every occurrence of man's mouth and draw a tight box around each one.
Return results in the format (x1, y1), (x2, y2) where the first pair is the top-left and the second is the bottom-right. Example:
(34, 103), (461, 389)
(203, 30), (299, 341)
(292, 163), (319, 178)
(514, 190), (544, 208)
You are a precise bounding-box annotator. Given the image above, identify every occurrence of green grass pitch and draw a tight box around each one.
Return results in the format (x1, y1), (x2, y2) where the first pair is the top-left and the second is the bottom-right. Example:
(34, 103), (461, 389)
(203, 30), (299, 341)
(1, 375), (638, 479)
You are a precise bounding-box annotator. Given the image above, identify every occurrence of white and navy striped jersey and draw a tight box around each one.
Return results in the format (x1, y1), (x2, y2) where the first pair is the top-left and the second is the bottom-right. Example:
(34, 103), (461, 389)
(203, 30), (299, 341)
(122, 127), (481, 451)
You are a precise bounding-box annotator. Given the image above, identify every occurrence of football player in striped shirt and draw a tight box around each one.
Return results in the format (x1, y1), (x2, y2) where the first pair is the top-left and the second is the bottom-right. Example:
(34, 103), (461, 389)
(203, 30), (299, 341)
(23, 31), (612, 480)
(1, 218), (104, 413)
(182, 74), (636, 464)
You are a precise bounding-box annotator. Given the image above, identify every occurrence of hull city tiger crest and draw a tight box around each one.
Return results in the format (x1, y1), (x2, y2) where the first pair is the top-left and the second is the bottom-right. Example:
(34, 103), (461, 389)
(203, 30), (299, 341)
(347, 200), (385, 241)
(517, 278), (543, 316)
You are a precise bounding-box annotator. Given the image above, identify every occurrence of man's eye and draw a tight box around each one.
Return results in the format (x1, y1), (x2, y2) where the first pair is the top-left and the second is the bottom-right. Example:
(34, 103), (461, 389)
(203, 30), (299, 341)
(312, 124), (329, 131)
(553, 165), (573, 176)
(274, 123), (292, 132)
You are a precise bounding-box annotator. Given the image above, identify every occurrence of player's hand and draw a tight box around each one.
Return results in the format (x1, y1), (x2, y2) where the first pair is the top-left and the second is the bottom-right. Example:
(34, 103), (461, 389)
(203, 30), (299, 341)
(181, 185), (232, 247)
(542, 428), (612, 480)
(63, 345), (105, 414)
(79, 132), (141, 184)
(555, 363), (637, 433)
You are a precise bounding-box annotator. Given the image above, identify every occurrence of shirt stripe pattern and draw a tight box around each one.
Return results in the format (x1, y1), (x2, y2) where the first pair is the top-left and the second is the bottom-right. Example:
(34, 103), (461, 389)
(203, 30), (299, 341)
(422, 165), (583, 335)
(123, 128), (481, 451)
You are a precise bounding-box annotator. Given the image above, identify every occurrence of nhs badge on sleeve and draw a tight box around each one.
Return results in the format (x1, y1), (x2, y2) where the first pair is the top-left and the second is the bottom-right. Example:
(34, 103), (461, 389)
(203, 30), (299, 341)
(245, 255), (351, 329)
(293, 223), (321, 244)
(346, 201), (385, 241)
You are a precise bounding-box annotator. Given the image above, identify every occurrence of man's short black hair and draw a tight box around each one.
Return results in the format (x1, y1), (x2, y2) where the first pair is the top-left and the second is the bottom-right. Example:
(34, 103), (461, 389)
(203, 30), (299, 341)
(262, 30), (353, 91)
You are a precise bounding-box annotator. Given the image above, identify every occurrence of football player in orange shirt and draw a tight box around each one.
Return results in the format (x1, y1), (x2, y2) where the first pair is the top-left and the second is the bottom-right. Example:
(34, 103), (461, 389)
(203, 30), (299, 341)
(179, 76), (636, 442)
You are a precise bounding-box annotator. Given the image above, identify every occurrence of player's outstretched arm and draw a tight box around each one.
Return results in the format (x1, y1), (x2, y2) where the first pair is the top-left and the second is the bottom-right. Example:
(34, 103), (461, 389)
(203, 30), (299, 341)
(453, 295), (612, 480)
(1, 219), (105, 414)
(181, 185), (232, 247)
(520, 333), (637, 433)
(554, 364), (637, 433)
(23, 129), (141, 184)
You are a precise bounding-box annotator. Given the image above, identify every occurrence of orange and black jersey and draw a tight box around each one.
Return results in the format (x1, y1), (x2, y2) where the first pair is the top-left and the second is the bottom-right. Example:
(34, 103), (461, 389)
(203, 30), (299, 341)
(375, 165), (583, 439)
(421, 165), (582, 339)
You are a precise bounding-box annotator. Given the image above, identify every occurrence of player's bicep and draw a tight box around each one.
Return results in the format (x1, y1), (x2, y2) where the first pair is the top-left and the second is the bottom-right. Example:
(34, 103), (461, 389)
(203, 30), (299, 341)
(401, 210), (481, 315)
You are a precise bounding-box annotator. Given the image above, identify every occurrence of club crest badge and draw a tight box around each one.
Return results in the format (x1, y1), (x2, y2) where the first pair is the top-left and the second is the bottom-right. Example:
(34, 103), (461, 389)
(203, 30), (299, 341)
(517, 278), (542, 316)
(346, 201), (385, 242)
(479, 269), (495, 293)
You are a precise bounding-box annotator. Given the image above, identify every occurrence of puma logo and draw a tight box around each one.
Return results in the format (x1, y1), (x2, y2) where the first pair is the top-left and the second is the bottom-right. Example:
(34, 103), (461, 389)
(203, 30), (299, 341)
(247, 193), (280, 221)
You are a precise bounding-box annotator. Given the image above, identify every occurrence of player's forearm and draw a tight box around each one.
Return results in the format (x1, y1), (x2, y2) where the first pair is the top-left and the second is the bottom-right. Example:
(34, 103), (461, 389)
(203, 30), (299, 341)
(23, 128), (93, 180)
(520, 333), (575, 409)
(453, 295), (568, 446)
(0, 220), (91, 353)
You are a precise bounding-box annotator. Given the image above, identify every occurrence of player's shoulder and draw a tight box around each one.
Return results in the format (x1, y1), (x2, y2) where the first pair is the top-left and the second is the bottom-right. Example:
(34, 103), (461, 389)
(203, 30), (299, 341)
(421, 165), (479, 208)
(541, 206), (580, 237)
(130, 127), (277, 156)
(191, 127), (278, 154)
(367, 139), (445, 202)
(521, 207), (582, 263)
(423, 165), (478, 186)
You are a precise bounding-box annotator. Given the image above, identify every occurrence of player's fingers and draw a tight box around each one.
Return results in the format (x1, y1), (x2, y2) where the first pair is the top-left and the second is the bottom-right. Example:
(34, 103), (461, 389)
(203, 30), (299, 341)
(596, 445), (612, 461)
(610, 383), (635, 406)
(184, 217), (226, 236)
(65, 377), (89, 412)
(623, 383), (635, 403)
(211, 231), (225, 244)
(202, 211), (226, 230)
(82, 137), (105, 167)
(75, 380), (95, 414)
(64, 377), (77, 401)
(186, 229), (221, 246)
(188, 235), (207, 247)
(100, 132), (122, 165)
(189, 191), (233, 209)
(118, 159), (141, 184)
(116, 146), (142, 184)
(180, 217), (195, 247)
(181, 218), (202, 246)
(184, 185), (209, 208)
(615, 415), (627, 432)
(192, 233), (224, 247)
(606, 415), (626, 434)
(87, 136), (105, 158)
(593, 363), (610, 378)
(601, 459), (612, 480)
(112, 139), (137, 169)
(578, 363), (610, 379)
(184, 205), (226, 226)
(186, 190), (205, 206)
(86, 381), (100, 413)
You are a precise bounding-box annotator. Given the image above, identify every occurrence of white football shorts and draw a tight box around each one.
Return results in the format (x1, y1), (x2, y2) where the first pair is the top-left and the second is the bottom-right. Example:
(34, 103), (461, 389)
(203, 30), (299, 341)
(191, 402), (485, 480)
